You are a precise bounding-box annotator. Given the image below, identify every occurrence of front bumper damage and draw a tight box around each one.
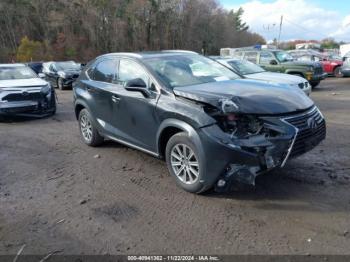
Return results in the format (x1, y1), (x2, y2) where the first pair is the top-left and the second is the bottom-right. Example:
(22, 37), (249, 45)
(0, 89), (56, 118)
(198, 106), (326, 192)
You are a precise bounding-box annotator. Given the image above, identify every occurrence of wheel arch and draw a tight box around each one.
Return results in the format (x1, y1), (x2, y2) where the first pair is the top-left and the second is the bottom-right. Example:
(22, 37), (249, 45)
(74, 99), (90, 120)
(156, 119), (203, 158)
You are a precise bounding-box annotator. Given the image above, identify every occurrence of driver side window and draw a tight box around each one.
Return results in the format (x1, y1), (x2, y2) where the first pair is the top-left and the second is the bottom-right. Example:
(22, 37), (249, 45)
(118, 59), (150, 87)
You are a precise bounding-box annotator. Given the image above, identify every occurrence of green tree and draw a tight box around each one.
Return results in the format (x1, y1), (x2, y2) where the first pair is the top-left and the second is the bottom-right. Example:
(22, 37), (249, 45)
(16, 36), (43, 62)
(229, 7), (249, 32)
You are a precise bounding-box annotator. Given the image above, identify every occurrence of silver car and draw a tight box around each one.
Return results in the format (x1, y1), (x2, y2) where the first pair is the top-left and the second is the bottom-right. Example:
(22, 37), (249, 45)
(0, 64), (56, 118)
(214, 57), (312, 96)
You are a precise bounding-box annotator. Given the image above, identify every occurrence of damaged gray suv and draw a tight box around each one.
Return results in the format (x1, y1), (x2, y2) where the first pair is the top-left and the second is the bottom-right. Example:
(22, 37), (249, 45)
(73, 51), (326, 193)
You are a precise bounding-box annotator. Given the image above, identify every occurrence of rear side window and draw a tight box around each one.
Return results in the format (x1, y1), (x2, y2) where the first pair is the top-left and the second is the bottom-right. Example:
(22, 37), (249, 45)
(92, 59), (118, 83)
(243, 52), (258, 63)
(259, 52), (274, 64)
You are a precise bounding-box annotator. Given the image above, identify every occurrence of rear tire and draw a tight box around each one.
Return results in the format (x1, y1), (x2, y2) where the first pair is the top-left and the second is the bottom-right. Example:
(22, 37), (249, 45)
(165, 132), (209, 194)
(334, 67), (342, 78)
(78, 109), (104, 147)
(310, 81), (320, 89)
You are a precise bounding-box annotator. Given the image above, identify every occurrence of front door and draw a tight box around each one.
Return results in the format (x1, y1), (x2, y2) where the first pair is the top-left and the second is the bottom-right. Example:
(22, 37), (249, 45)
(111, 58), (160, 152)
(259, 51), (283, 72)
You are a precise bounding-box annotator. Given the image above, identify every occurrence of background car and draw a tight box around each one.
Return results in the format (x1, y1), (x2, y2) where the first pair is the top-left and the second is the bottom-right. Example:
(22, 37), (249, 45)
(213, 57), (311, 95)
(233, 48), (326, 88)
(42, 61), (81, 90)
(341, 54), (350, 77)
(288, 49), (343, 77)
(0, 64), (56, 118)
(26, 61), (44, 74)
(73, 51), (325, 193)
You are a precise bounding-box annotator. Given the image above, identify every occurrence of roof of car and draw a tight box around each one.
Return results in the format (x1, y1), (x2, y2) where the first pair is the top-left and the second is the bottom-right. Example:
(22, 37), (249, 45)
(98, 50), (198, 59)
(0, 63), (26, 68)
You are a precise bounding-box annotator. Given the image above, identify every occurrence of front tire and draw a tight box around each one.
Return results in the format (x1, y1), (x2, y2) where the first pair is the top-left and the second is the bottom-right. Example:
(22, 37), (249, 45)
(78, 109), (104, 147)
(57, 77), (65, 90)
(165, 132), (208, 193)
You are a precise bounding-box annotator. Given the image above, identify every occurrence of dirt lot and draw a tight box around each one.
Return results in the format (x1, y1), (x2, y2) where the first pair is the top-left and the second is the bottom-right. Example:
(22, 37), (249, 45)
(0, 78), (350, 255)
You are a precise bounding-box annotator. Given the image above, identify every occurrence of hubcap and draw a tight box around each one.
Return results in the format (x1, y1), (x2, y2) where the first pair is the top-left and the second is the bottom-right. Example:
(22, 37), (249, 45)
(80, 114), (93, 142)
(170, 144), (199, 185)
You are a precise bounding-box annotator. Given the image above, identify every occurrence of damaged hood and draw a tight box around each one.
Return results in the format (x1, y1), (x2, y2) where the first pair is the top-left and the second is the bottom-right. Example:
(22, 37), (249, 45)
(0, 78), (48, 88)
(173, 79), (314, 115)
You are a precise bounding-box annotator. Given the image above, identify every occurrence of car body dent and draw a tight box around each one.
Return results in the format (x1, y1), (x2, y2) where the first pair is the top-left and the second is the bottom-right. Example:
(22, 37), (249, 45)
(173, 79), (314, 115)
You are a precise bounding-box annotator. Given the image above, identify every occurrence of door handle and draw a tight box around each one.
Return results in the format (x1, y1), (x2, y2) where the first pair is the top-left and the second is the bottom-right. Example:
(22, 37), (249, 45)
(111, 95), (121, 103)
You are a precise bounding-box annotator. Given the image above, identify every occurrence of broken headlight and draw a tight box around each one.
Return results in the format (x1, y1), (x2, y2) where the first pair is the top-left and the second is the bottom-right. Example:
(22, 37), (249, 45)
(40, 84), (51, 94)
(220, 114), (264, 138)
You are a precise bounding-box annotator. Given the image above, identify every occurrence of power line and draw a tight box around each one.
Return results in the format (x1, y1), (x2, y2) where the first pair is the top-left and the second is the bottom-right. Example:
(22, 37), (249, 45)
(283, 17), (330, 39)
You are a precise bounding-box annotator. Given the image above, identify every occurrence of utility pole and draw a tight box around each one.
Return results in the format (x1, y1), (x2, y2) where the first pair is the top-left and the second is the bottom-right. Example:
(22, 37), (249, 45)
(277, 15), (283, 48)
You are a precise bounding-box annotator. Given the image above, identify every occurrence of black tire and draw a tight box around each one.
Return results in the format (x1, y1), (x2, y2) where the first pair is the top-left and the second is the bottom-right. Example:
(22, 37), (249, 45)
(78, 108), (104, 147)
(333, 67), (343, 78)
(50, 90), (57, 115)
(310, 81), (320, 89)
(165, 132), (208, 194)
(57, 77), (65, 90)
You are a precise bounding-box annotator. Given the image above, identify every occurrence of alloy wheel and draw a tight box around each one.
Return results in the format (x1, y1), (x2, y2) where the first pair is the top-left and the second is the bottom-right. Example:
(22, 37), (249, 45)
(170, 143), (199, 185)
(80, 114), (93, 142)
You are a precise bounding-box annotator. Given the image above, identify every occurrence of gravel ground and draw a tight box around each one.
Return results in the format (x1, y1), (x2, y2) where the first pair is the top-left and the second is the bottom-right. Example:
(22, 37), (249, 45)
(0, 78), (349, 255)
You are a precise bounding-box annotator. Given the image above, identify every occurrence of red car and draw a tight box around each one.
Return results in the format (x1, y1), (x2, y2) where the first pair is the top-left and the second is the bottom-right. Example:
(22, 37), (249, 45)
(288, 50), (343, 77)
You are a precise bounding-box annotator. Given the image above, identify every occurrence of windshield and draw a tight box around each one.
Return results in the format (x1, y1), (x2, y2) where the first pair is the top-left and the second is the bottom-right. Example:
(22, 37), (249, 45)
(144, 54), (240, 88)
(274, 51), (294, 63)
(0, 66), (38, 80)
(226, 59), (265, 75)
(55, 61), (80, 71)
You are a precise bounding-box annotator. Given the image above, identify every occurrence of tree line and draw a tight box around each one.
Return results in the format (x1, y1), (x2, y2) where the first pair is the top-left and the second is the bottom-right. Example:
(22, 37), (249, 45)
(0, 0), (266, 63)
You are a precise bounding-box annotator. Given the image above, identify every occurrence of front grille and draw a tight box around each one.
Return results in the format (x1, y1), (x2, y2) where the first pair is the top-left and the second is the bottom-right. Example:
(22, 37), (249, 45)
(284, 107), (326, 158)
(2, 92), (44, 102)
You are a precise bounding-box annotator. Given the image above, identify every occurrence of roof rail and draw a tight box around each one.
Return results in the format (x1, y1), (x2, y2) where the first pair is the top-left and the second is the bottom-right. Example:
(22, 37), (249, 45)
(98, 52), (143, 59)
(161, 50), (198, 54)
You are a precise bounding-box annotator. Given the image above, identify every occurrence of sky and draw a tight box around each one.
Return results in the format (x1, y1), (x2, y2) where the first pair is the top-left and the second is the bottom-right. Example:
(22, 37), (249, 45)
(220, 0), (350, 42)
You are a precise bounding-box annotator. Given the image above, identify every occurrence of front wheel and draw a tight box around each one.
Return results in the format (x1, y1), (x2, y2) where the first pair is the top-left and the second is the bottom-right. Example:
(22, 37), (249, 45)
(57, 77), (65, 90)
(78, 109), (104, 147)
(165, 132), (208, 193)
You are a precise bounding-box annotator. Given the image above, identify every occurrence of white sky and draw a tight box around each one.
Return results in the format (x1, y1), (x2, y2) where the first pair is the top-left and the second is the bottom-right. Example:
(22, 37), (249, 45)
(223, 0), (350, 42)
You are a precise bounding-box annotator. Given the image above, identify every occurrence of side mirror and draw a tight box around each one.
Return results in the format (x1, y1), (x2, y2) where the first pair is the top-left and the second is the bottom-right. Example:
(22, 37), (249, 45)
(269, 60), (278, 65)
(124, 78), (150, 97)
(38, 73), (46, 78)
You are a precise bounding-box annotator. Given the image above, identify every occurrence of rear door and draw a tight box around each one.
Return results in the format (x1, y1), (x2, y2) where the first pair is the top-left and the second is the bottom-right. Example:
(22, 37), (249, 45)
(83, 58), (120, 136)
(111, 58), (160, 152)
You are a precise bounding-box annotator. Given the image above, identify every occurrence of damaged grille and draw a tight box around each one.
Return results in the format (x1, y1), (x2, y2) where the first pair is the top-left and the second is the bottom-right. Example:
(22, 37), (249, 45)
(284, 107), (326, 158)
(2, 92), (44, 102)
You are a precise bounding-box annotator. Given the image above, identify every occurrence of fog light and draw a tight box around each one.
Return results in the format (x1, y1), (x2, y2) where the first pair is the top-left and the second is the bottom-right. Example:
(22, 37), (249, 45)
(217, 179), (226, 187)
